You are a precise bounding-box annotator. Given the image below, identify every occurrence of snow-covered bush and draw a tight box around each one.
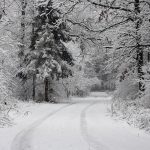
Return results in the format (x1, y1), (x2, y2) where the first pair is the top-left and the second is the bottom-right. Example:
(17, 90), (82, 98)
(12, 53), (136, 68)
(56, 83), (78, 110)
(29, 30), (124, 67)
(50, 65), (101, 98)
(142, 89), (150, 108)
(112, 99), (150, 133)
(141, 63), (150, 108)
(115, 79), (139, 100)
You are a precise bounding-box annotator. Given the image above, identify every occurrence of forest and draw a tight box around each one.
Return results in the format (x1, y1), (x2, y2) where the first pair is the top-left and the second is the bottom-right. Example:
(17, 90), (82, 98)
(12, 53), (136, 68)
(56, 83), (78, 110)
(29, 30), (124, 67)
(1, 0), (150, 150)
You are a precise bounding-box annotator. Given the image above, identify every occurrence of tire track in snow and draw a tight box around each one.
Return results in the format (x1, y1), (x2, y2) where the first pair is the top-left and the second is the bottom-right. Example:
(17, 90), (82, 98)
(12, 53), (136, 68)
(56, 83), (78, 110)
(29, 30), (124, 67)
(80, 102), (110, 150)
(11, 103), (75, 150)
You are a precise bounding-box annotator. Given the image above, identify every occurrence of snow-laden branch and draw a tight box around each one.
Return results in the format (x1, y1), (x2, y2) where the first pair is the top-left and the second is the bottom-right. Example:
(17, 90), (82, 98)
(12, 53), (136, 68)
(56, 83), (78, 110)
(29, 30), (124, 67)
(67, 18), (130, 33)
(103, 44), (150, 50)
(86, 0), (132, 12)
(63, 0), (81, 16)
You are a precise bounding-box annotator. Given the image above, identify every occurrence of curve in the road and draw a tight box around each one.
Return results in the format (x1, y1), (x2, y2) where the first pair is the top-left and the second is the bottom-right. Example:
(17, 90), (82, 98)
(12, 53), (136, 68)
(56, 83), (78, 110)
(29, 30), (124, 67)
(11, 103), (75, 150)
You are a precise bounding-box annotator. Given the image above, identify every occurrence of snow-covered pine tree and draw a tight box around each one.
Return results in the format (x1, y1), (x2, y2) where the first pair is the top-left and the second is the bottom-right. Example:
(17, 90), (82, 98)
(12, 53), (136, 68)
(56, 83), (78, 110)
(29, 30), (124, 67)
(24, 0), (74, 102)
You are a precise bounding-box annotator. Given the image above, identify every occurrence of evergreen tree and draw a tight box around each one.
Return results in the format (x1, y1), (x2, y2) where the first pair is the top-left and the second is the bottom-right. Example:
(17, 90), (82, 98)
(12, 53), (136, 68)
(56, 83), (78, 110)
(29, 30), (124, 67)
(24, 0), (74, 102)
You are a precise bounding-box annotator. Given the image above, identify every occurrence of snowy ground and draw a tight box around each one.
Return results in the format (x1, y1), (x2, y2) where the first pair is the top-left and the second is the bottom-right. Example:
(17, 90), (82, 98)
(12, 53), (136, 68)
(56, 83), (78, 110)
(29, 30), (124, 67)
(1, 92), (150, 150)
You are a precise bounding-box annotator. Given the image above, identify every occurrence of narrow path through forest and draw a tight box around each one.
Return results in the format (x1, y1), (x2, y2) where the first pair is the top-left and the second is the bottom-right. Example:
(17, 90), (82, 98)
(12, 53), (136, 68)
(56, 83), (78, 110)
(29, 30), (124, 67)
(11, 92), (150, 150)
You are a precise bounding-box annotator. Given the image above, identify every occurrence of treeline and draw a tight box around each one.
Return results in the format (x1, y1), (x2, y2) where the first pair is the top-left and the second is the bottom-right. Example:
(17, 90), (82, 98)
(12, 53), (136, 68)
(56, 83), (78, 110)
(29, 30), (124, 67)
(1, 0), (150, 106)
(0, 0), (101, 103)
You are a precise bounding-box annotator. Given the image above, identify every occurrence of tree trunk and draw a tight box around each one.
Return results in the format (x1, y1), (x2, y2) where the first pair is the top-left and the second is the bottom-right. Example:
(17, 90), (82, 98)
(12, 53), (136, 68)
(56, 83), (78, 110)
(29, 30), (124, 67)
(32, 74), (36, 101)
(134, 0), (144, 92)
(137, 47), (144, 91)
(44, 77), (49, 102)
(19, 0), (27, 58)
(30, 3), (36, 101)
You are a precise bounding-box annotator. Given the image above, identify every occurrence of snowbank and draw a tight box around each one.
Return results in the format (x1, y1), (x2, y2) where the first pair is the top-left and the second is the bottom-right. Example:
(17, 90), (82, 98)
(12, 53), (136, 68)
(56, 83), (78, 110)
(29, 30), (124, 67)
(0, 101), (56, 150)
(112, 100), (150, 133)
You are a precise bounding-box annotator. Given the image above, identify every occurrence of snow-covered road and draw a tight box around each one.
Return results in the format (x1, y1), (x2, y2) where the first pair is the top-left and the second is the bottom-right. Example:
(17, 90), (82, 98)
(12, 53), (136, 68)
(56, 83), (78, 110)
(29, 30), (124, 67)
(11, 92), (150, 150)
